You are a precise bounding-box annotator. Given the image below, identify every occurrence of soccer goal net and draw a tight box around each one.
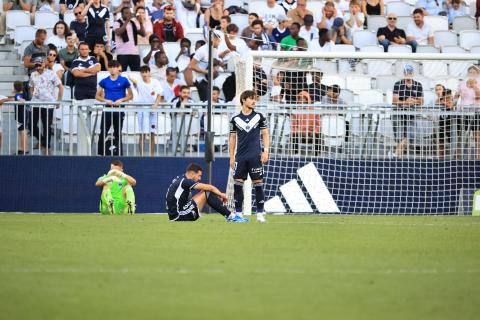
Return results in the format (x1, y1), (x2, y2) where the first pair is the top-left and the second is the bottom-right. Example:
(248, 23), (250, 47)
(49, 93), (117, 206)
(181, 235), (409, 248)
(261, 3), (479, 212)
(230, 50), (480, 215)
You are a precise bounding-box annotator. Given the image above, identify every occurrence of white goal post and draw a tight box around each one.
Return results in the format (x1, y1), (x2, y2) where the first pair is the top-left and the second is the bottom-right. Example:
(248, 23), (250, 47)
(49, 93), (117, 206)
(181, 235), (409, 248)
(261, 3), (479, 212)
(228, 50), (480, 215)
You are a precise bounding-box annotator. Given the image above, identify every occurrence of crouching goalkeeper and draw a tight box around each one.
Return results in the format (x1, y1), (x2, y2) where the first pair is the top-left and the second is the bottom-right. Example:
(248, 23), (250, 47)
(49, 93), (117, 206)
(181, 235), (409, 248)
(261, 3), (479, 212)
(96, 160), (137, 215)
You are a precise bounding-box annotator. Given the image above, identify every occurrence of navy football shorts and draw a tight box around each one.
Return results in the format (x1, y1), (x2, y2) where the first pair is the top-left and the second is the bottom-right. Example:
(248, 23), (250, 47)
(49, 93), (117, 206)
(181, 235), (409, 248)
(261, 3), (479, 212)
(169, 200), (200, 221)
(233, 155), (263, 180)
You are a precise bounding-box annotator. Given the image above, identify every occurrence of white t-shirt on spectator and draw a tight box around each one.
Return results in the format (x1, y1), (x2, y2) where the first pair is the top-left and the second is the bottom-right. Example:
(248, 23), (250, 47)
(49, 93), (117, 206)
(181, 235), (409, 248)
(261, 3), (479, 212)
(308, 40), (334, 52)
(192, 44), (218, 82)
(47, 36), (67, 51)
(299, 26), (319, 46)
(218, 36), (249, 62)
(406, 22), (433, 45)
(334, 0), (350, 15)
(162, 79), (186, 102)
(343, 12), (365, 33)
(257, 3), (286, 25)
(135, 78), (164, 103)
(315, 14), (337, 29)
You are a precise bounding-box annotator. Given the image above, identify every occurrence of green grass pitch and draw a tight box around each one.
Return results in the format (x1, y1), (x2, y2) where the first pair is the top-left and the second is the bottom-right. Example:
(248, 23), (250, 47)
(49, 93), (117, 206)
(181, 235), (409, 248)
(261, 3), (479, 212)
(1, 214), (479, 320)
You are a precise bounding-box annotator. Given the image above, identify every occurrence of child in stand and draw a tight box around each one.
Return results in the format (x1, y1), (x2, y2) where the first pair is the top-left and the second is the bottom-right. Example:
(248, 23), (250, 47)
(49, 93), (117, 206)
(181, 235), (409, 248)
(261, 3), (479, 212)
(13, 81), (28, 155)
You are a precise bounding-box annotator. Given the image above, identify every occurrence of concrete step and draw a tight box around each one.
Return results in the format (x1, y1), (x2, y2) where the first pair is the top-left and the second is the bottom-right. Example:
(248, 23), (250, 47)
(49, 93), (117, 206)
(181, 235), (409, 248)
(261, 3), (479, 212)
(0, 52), (17, 59)
(0, 75), (28, 82)
(0, 67), (22, 75)
(0, 88), (13, 97)
(0, 44), (15, 52)
(0, 60), (22, 67)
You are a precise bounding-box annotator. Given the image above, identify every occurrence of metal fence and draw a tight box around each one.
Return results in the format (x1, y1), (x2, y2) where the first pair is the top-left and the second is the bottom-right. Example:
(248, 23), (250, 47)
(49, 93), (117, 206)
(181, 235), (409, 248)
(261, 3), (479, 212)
(1, 101), (479, 159)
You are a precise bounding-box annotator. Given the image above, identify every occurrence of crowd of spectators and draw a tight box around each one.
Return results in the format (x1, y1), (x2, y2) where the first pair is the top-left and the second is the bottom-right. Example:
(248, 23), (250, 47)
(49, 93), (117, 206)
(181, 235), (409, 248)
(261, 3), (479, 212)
(1, 0), (478, 156)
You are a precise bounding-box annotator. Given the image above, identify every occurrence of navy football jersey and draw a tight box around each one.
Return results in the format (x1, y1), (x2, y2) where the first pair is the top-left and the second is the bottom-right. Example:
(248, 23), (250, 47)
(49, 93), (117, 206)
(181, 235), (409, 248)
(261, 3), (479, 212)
(230, 110), (268, 159)
(166, 175), (199, 215)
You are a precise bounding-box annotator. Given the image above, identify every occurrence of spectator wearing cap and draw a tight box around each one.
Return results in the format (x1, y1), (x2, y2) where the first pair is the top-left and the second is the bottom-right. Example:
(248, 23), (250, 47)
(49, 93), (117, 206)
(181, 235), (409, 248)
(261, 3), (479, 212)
(288, 0), (313, 25)
(299, 14), (319, 47)
(241, 13), (259, 40)
(143, 34), (164, 65)
(153, 5), (184, 42)
(28, 56), (64, 155)
(70, 5), (88, 42)
(187, 31), (222, 101)
(316, 1), (339, 29)
(377, 13), (413, 52)
(249, 19), (275, 51)
(406, 8), (434, 48)
(330, 18), (352, 44)
(81, 0), (111, 51)
(280, 22), (301, 50)
(392, 64), (424, 157)
(71, 42), (101, 100)
(279, 0), (297, 13)
(114, 6), (146, 71)
(271, 14), (291, 43)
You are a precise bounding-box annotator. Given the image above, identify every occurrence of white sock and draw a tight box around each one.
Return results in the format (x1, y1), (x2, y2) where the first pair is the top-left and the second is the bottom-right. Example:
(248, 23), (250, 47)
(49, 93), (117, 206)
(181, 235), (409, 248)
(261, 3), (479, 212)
(228, 213), (236, 219)
(236, 212), (243, 217)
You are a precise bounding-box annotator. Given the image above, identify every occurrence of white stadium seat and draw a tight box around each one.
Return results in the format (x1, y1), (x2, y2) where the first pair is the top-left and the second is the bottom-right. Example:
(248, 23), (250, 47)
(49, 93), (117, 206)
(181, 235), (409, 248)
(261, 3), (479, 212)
(365, 60), (395, 77)
(357, 89), (385, 105)
(17, 40), (32, 56)
(396, 16), (412, 31)
(422, 61), (449, 78)
(416, 45), (440, 53)
(360, 45), (384, 52)
(306, 0), (324, 15)
(331, 44), (356, 52)
(434, 31), (458, 48)
(388, 44), (412, 53)
(470, 46), (480, 53)
(229, 14), (249, 31)
(366, 15), (386, 32)
(138, 44), (150, 65)
(63, 11), (75, 27)
(452, 16), (477, 33)
(352, 30), (377, 49)
(184, 28), (205, 45)
(346, 75), (373, 92)
(449, 60), (476, 77)
(459, 30), (480, 50)
(224, 0), (244, 8)
(374, 75), (400, 92)
(441, 45), (466, 53)
(322, 75), (346, 88)
(35, 11), (59, 29)
(14, 26), (36, 46)
(424, 15), (449, 33)
(386, 2), (413, 16)
(321, 115), (346, 148)
(6, 10), (30, 37)
(162, 42), (181, 66)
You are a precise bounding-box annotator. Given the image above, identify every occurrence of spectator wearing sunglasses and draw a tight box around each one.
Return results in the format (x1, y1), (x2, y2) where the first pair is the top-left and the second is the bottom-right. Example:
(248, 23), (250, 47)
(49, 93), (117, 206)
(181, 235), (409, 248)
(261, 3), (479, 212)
(377, 13), (415, 52)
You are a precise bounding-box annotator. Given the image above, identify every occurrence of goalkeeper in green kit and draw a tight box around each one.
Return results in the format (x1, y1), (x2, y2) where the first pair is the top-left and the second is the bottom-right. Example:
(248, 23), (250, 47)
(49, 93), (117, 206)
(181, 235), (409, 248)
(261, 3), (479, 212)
(95, 160), (137, 215)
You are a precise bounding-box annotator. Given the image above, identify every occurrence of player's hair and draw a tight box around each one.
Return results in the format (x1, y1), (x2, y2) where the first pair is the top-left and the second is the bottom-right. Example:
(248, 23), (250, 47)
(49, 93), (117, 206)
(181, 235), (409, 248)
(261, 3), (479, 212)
(252, 19), (263, 28)
(140, 65), (150, 73)
(221, 15), (231, 23)
(240, 90), (256, 104)
(108, 60), (121, 68)
(212, 86), (220, 92)
(186, 163), (203, 173)
(111, 160), (124, 168)
(227, 23), (239, 33)
(13, 80), (23, 92)
(413, 8), (424, 15)
(166, 66), (177, 75)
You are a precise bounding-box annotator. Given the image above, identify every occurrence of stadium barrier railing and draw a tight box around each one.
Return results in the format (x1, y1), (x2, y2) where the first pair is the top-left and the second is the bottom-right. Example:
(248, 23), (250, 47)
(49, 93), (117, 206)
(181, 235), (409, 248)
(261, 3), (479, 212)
(1, 101), (479, 160)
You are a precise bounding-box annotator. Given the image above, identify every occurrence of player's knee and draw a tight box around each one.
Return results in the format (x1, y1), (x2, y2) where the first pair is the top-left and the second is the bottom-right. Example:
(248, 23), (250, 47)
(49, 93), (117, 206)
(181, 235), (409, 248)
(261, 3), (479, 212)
(234, 179), (244, 185)
(253, 180), (263, 186)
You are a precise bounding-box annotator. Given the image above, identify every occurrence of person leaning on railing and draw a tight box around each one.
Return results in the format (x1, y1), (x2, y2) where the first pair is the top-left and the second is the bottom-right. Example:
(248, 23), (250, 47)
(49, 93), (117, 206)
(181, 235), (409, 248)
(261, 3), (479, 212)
(391, 64), (424, 158)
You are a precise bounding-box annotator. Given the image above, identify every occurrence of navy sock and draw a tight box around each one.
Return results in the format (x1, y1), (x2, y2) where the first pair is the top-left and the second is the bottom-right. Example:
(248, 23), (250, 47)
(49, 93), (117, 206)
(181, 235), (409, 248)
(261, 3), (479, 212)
(233, 180), (244, 214)
(206, 192), (231, 217)
(254, 182), (265, 213)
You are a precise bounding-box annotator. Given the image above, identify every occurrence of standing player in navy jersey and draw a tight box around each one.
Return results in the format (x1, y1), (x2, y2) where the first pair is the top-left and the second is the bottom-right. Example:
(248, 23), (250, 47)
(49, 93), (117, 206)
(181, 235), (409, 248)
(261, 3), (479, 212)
(229, 90), (270, 223)
(166, 163), (246, 222)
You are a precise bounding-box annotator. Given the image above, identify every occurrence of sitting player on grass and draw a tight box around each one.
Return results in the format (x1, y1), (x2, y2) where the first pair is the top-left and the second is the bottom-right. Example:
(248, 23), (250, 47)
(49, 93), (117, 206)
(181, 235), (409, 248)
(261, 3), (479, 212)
(166, 163), (248, 222)
(95, 160), (137, 215)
